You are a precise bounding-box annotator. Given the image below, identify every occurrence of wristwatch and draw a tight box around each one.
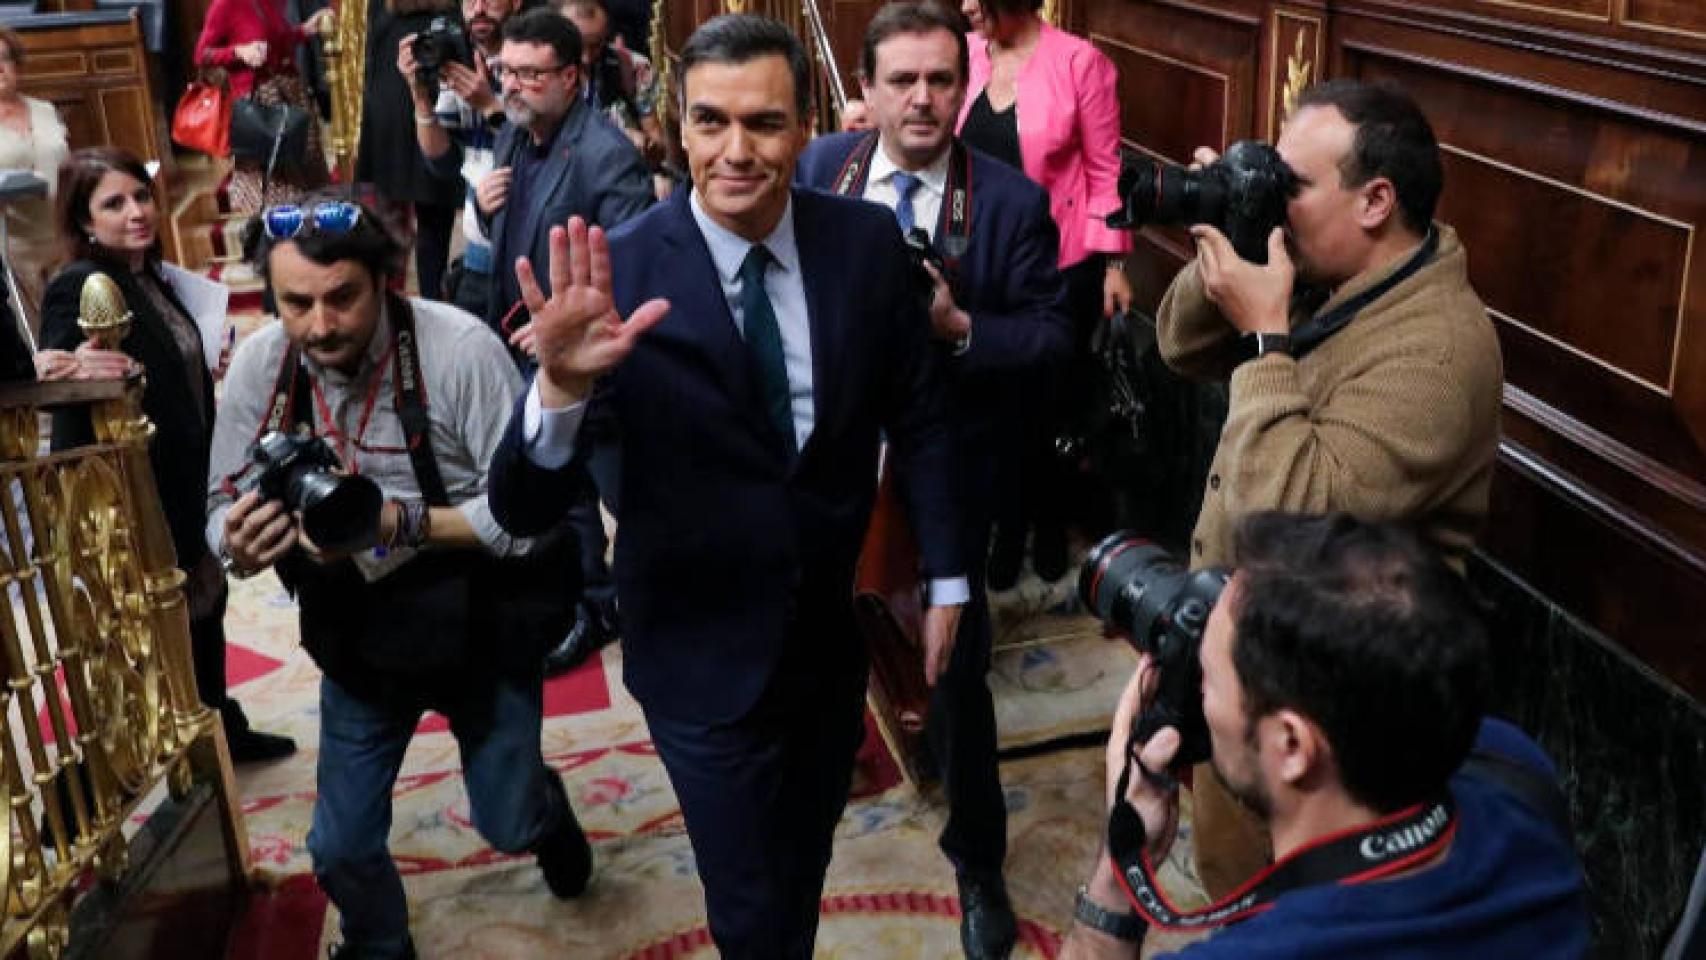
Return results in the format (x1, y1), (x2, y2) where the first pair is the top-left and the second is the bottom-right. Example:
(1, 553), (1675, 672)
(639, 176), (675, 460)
(1237, 331), (1292, 363)
(1074, 885), (1148, 942)
(218, 542), (256, 580)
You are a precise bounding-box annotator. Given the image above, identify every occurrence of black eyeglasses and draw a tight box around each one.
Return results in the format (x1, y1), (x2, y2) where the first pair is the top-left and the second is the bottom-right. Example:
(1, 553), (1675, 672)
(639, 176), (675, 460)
(488, 61), (565, 84)
(263, 201), (363, 240)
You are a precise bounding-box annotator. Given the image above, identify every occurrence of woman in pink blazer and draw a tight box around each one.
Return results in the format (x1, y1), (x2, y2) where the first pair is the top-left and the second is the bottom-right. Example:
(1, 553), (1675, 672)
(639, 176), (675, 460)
(958, 0), (1133, 315)
(958, 0), (1133, 587)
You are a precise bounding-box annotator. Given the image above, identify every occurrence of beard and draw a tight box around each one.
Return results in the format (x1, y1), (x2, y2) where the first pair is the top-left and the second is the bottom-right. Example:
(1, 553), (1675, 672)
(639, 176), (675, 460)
(503, 94), (536, 127)
(1210, 723), (1274, 820)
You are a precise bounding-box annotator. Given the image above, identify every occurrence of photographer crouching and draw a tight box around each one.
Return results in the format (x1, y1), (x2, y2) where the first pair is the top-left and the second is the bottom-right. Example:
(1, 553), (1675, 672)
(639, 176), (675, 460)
(1064, 514), (1588, 958)
(204, 195), (589, 960)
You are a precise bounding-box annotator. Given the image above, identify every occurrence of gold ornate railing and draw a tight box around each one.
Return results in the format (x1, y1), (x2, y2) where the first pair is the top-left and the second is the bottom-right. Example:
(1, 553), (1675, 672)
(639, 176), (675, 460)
(0, 378), (245, 959)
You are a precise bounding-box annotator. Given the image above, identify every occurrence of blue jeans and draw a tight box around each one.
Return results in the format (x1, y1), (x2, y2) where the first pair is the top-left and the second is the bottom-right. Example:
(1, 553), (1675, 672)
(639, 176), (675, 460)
(306, 672), (566, 957)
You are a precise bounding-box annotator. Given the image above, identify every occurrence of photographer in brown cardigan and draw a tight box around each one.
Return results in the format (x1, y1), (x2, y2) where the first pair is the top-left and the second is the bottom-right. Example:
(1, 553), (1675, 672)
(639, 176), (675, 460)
(1150, 79), (1505, 900)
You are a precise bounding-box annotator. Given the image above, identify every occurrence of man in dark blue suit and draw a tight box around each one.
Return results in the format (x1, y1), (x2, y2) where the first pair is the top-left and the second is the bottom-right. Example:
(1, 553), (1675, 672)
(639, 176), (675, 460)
(485, 15), (966, 958)
(466, 7), (654, 673)
(796, 5), (1070, 957)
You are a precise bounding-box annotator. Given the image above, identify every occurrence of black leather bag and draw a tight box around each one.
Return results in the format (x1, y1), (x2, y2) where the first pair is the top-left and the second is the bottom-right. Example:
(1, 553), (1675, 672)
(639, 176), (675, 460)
(230, 95), (311, 179)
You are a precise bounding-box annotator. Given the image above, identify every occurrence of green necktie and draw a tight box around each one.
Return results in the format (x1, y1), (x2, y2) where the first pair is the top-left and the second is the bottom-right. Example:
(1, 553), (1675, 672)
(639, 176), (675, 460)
(738, 245), (796, 456)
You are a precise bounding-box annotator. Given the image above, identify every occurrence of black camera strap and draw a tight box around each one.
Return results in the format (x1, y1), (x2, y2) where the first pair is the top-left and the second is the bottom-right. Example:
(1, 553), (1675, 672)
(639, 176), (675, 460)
(249, 294), (450, 507)
(1104, 755), (1456, 931)
(1289, 227), (1439, 360)
(830, 132), (972, 263)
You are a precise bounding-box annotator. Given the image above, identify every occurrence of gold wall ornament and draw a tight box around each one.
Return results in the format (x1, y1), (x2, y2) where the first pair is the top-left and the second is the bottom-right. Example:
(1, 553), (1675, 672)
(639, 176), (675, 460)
(1041, 0), (1060, 26)
(75, 273), (131, 351)
(722, 0), (746, 13)
(1282, 31), (1313, 123)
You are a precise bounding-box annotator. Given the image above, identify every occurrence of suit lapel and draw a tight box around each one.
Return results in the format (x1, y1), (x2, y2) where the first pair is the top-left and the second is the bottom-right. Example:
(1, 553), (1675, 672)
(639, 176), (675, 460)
(658, 193), (761, 417)
(793, 191), (843, 466)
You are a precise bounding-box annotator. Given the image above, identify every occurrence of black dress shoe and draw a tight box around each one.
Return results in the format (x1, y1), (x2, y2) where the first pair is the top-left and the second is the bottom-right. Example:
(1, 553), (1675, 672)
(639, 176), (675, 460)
(228, 728), (297, 764)
(544, 601), (620, 677)
(1032, 522), (1070, 583)
(987, 525), (1026, 592)
(957, 871), (1018, 960)
(535, 777), (593, 899)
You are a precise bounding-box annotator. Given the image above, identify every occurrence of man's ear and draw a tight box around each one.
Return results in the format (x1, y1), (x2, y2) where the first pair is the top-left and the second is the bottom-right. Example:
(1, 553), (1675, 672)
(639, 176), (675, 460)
(1357, 176), (1400, 232)
(1265, 709), (1327, 788)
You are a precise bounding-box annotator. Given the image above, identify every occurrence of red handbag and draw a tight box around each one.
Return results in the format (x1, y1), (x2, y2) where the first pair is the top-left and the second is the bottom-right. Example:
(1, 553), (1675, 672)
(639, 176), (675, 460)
(172, 76), (231, 157)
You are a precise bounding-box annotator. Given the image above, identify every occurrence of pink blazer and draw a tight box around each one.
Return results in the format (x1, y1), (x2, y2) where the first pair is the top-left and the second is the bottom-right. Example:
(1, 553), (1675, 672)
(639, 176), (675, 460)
(960, 24), (1132, 269)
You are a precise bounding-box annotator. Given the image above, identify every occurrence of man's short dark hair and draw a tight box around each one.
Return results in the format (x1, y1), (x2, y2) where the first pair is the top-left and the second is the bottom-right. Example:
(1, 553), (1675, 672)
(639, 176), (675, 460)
(501, 7), (583, 69)
(679, 14), (811, 120)
(242, 191), (405, 286)
(861, 2), (969, 86)
(1295, 79), (1443, 235)
(1230, 512), (1489, 814)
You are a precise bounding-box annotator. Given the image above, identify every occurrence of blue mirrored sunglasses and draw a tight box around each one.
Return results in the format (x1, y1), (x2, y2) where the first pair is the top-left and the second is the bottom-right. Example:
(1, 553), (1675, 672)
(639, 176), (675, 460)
(263, 201), (363, 240)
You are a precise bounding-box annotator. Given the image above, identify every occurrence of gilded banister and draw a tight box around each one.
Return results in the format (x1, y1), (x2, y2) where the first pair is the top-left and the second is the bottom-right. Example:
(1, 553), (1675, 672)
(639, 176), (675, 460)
(0, 378), (246, 959)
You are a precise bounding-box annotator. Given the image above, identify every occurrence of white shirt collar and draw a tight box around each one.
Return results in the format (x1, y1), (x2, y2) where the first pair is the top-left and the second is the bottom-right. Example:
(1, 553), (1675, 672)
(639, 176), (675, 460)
(689, 189), (800, 283)
(869, 139), (951, 197)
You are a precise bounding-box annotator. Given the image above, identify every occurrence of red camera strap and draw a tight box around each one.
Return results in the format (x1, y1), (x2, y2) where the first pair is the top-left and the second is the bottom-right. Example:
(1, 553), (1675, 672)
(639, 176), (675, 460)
(1105, 754), (1457, 931)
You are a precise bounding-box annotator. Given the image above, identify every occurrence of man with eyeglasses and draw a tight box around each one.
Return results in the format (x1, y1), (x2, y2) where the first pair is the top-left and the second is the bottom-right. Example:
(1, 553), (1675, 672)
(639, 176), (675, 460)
(205, 197), (593, 960)
(466, 7), (652, 676)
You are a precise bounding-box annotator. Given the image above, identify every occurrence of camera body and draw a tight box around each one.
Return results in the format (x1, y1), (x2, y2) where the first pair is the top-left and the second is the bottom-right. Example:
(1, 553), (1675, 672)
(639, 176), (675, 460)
(411, 17), (473, 88)
(1080, 533), (1229, 769)
(1107, 141), (1296, 264)
(237, 430), (383, 555)
(902, 226), (946, 309)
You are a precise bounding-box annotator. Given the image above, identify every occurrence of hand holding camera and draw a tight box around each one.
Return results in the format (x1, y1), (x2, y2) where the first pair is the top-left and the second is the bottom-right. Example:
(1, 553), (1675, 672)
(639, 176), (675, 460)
(1192, 223), (1294, 336)
(226, 431), (385, 574)
(1106, 657), (1183, 862)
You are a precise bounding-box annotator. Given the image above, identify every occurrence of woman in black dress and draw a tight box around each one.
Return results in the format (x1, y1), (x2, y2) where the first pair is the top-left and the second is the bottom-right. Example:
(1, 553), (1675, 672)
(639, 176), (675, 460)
(41, 148), (294, 764)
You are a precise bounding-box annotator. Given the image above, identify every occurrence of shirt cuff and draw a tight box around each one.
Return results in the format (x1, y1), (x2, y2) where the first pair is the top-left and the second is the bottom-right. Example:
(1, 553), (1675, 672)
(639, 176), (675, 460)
(927, 576), (970, 607)
(523, 377), (587, 470)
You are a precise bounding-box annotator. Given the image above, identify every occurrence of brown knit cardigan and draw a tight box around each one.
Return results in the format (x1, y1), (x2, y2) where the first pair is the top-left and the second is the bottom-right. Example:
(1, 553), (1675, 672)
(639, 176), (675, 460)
(1157, 224), (1504, 571)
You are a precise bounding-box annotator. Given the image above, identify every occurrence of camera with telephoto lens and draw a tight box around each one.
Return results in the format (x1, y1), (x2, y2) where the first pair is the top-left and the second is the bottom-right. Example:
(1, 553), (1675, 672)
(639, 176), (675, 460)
(1080, 533), (1229, 769)
(411, 16), (472, 88)
(237, 430), (384, 555)
(1106, 141), (1297, 264)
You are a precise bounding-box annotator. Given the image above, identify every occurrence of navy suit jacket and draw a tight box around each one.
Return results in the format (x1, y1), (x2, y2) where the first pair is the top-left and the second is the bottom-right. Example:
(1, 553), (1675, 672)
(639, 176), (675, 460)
(474, 102), (654, 326)
(489, 188), (962, 723)
(796, 131), (1071, 444)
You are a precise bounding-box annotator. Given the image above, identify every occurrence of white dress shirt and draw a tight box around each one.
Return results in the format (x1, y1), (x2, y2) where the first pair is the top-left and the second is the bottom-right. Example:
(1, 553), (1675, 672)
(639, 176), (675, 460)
(863, 139), (951, 242)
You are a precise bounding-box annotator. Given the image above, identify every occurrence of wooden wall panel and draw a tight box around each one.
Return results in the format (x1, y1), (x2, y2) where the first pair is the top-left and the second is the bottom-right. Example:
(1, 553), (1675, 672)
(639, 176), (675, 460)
(1624, 0), (1706, 39)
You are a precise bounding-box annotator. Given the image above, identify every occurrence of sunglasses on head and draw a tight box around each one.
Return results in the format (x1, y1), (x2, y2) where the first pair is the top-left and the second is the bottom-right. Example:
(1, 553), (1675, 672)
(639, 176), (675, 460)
(262, 201), (363, 241)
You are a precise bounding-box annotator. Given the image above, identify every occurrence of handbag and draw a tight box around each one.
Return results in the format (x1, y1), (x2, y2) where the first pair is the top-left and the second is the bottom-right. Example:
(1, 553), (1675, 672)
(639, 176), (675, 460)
(171, 75), (231, 157)
(229, 93), (310, 180)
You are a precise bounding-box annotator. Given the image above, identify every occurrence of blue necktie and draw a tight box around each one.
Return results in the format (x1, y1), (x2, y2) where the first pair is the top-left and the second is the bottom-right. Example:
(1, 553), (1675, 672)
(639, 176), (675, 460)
(738, 245), (796, 456)
(892, 172), (921, 234)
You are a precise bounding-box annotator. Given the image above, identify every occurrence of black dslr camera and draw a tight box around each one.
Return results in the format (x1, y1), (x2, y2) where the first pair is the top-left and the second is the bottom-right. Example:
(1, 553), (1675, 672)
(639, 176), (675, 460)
(411, 16), (472, 88)
(903, 226), (945, 307)
(238, 430), (384, 555)
(1080, 533), (1229, 769)
(1107, 141), (1297, 264)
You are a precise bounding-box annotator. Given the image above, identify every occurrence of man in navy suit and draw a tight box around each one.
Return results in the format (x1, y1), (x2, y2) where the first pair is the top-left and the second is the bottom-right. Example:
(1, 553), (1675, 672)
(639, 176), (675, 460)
(796, 5), (1070, 956)
(486, 15), (966, 958)
(467, 7), (654, 673)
